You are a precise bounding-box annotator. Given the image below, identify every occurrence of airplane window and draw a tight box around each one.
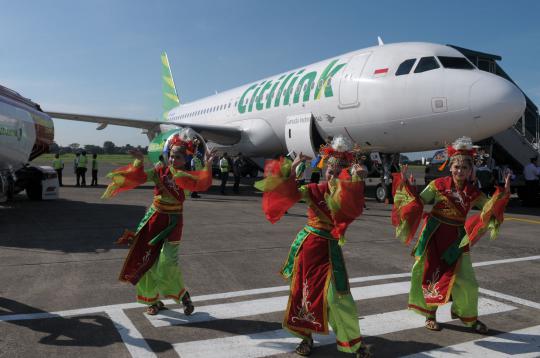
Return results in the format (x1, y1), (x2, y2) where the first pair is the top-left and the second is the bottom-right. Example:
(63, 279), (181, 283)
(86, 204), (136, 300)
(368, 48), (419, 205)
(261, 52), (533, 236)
(395, 59), (416, 76)
(228, 103), (231, 108)
(437, 56), (474, 70)
(414, 57), (440, 73)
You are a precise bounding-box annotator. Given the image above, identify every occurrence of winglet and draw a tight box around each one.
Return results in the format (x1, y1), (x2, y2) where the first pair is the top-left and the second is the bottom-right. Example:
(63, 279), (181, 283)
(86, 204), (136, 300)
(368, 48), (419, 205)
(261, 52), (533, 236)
(377, 36), (384, 46)
(161, 51), (180, 120)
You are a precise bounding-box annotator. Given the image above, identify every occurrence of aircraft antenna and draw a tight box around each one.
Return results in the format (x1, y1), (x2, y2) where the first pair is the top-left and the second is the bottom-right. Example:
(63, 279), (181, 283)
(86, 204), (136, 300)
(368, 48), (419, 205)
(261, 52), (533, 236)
(377, 36), (384, 46)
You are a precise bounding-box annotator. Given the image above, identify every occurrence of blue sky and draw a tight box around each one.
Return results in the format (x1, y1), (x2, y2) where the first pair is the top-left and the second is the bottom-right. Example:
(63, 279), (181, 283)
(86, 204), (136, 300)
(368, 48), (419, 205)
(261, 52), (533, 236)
(1, 0), (539, 157)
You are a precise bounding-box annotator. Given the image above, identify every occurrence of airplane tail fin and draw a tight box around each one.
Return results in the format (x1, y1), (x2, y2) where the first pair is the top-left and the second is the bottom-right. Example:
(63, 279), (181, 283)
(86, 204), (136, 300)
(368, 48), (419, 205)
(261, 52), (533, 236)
(161, 51), (180, 120)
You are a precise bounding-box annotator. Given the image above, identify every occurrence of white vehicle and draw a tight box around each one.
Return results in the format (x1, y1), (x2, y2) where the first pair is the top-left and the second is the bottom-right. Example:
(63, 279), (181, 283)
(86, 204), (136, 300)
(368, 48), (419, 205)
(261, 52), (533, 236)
(0, 85), (57, 202)
(48, 41), (526, 197)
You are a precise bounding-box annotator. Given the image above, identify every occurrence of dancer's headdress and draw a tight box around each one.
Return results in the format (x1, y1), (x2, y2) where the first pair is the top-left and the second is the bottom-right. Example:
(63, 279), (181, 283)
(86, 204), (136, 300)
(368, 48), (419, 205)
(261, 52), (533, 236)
(447, 136), (476, 159)
(438, 136), (476, 171)
(318, 136), (357, 169)
(167, 132), (196, 155)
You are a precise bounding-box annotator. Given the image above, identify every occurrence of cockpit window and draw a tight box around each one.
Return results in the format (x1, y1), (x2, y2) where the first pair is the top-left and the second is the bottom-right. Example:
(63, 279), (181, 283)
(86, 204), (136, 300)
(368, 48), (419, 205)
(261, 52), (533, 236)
(395, 59), (416, 76)
(414, 57), (440, 73)
(437, 56), (475, 70)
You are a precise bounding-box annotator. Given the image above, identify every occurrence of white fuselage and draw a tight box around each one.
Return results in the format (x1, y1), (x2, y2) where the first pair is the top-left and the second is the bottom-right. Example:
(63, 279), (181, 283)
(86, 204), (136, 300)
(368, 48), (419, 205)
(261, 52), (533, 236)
(166, 42), (525, 157)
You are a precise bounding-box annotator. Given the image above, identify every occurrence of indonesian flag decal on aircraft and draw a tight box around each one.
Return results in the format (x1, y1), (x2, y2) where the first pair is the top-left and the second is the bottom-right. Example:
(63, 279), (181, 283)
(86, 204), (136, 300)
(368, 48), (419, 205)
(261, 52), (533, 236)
(373, 68), (389, 77)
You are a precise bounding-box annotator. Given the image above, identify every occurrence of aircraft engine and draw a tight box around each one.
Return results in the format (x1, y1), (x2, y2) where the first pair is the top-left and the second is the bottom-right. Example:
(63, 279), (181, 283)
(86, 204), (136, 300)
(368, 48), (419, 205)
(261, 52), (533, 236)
(234, 118), (283, 157)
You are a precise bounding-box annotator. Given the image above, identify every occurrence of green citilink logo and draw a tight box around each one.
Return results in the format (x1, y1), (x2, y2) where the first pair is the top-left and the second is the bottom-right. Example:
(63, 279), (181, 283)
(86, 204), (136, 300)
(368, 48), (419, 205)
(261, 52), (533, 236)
(237, 59), (346, 114)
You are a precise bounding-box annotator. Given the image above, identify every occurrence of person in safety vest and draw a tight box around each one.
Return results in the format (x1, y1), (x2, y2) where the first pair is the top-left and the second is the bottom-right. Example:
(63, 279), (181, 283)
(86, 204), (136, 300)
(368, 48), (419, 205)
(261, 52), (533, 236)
(219, 152), (230, 195)
(77, 151), (88, 187)
(52, 153), (64, 186)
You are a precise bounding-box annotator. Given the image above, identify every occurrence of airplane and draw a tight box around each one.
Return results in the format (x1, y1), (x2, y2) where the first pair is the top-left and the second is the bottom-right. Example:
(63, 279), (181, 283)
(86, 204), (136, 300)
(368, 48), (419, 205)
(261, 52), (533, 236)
(47, 40), (526, 196)
(0, 85), (58, 201)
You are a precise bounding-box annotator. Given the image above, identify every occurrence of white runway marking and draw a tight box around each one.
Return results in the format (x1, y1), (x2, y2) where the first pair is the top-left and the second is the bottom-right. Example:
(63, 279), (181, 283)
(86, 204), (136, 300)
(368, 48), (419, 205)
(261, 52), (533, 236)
(479, 288), (540, 310)
(106, 309), (156, 358)
(402, 324), (540, 357)
(172, 298), (515, 358)
(147, 281), (410, 327)
(1, 255), (539, 358)
(472, 255), (540, 268)
(1, 255), (537, 323)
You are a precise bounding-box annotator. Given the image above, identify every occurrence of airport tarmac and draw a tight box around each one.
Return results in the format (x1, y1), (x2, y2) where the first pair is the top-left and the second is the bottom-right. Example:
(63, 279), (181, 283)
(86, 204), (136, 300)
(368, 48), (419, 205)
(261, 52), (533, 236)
(1, 168), (539, 357)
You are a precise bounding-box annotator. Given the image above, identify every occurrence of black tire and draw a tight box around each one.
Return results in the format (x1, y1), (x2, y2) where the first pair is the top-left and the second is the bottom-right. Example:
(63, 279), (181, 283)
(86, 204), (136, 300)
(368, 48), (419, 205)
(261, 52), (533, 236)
(26, 180), (42, 200)
(375, 183), (388, 203)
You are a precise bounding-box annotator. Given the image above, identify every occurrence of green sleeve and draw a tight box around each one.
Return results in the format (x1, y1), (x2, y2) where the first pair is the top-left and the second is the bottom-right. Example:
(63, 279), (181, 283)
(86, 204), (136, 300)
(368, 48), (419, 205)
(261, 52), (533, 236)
(419, 181), (436, 204)
(472, 192), (489, 209)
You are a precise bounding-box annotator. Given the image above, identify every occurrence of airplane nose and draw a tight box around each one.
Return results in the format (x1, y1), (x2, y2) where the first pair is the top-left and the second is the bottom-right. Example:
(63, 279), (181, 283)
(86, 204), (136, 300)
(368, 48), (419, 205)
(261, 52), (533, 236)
(469, 75), (526, 132)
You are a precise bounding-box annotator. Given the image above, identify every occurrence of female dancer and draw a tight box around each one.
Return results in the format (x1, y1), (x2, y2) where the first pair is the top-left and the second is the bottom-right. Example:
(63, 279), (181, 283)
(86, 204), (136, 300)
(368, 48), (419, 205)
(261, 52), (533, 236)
(103, 131), (215, 315)
(255, 136), (371, 357)
(392, 137), (510, 332)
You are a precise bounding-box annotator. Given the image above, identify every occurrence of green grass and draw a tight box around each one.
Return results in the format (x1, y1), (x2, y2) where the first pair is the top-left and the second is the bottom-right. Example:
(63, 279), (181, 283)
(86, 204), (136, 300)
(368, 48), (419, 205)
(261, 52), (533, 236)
(32, 154), (149, 166)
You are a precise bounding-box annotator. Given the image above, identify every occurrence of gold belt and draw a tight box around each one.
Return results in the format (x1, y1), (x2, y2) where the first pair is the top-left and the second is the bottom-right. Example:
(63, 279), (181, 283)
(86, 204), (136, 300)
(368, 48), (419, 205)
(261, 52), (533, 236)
(431, 212), (465, 226)
(152, 200), (182, 214)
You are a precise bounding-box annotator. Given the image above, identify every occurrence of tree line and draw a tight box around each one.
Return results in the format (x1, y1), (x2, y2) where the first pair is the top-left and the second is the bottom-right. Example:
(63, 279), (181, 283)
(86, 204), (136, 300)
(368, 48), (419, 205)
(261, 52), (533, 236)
(49, 141), (148, 155)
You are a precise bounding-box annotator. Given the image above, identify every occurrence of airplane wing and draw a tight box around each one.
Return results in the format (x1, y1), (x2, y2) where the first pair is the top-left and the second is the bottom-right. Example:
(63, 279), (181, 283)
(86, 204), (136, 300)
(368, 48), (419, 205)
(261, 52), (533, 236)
(46, 111), (242, 145)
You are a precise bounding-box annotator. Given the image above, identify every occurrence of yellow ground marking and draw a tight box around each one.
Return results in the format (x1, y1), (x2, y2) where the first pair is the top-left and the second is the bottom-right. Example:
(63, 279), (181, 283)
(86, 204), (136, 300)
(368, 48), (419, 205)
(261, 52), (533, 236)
(506, 217), (540, 225)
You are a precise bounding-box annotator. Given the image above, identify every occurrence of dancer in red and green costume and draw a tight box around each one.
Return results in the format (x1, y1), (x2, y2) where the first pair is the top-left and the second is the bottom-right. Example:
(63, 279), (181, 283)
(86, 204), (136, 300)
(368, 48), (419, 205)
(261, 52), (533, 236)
(255, 136), (371, 357)
(392, 137), (511, 333)
(102, 131), (216, 316)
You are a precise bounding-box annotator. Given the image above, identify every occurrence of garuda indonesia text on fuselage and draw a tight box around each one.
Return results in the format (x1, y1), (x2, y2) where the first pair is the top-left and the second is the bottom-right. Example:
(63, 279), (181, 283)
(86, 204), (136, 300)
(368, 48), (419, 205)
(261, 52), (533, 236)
(48, 41), (526, 158)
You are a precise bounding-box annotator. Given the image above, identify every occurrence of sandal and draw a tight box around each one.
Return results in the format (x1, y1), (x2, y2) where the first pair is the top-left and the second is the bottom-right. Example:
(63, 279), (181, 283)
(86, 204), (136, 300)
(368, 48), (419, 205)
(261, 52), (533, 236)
(295, 337), (313, 356)
(472, 320), (488, 334)
(145, 304), (160, 315)
(182, 292), (195, 316)
(425, 318), (441, 331)
(156, 300), (166, 310)
(356, 344), (372, 358)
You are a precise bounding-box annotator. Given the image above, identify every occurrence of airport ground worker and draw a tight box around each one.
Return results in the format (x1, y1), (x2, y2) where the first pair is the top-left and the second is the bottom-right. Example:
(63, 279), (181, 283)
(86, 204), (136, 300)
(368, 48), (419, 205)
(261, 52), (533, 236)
(91, 153), (99, 186)
(102, 131), (216, 316)
(523, 156), (540, 206)
(232, 152), (244, 193)
(52, 153), (64, 186)
(219, 152), (230, 194)
(255, 136), (371, 358)
(77, 151), (88, 187)
(190, 148), (204, 198)
(73, 152), (80, 182)
(391, 137), (511, 334)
